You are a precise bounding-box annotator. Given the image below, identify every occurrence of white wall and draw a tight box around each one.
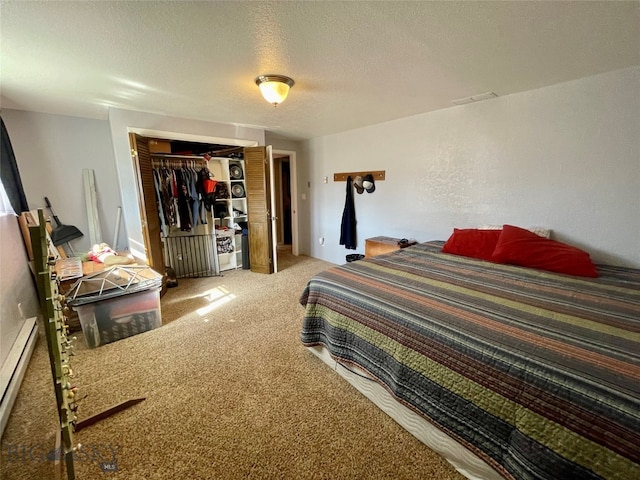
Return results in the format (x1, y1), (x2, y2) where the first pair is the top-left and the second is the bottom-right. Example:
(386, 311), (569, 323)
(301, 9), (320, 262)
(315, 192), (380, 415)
(107, 108), (265, 263)
(0, 208), (39, 437)
(3, 109), (267, 265)
(1, 110), (121, 253)
(4, 68), (639, 268)
(306, 67), (640, 268)
(0, 211), (39, 365)
(265, 133), (310, 256)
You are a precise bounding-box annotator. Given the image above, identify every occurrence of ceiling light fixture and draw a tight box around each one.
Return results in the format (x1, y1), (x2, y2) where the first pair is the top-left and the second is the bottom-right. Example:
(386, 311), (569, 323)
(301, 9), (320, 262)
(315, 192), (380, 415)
(255, 74), (295, 107)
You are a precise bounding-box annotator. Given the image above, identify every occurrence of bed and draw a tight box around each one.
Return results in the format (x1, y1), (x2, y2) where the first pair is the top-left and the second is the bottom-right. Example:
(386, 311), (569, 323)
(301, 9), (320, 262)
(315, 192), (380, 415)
(300, 240), (640, 480)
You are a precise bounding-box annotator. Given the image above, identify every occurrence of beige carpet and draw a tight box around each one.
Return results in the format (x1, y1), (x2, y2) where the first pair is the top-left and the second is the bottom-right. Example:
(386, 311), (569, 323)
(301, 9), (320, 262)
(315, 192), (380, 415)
(1, 251), (465, 480)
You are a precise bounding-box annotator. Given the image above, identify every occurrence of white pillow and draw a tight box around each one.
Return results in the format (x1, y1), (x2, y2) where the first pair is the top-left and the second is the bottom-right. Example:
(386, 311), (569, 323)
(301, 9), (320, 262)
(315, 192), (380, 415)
(527, 227), (552, 239)
(478, 225), (551, 239)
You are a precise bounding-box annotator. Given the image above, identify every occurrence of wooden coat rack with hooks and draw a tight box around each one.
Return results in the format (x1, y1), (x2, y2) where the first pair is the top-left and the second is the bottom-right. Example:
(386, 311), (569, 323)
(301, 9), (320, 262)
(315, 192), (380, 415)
(333, 170), (385, 182)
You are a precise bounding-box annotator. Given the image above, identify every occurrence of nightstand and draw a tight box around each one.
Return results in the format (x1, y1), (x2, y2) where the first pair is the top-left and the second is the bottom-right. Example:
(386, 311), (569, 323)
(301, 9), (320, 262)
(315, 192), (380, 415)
(365, 236), (416, 257)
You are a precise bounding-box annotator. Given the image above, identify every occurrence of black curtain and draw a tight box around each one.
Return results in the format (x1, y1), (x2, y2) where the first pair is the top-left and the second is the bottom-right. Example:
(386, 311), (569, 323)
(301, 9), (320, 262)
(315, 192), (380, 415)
(1, 115), (29, 213)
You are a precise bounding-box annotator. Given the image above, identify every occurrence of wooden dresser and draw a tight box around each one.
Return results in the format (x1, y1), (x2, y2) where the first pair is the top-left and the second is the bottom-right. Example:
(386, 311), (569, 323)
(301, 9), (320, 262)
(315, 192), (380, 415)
(365, 236), (416, 257)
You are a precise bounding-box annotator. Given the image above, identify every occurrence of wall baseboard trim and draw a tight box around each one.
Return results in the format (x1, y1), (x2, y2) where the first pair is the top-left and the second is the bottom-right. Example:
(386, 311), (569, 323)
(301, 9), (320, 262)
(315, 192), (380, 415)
(0, 316), (38, 438)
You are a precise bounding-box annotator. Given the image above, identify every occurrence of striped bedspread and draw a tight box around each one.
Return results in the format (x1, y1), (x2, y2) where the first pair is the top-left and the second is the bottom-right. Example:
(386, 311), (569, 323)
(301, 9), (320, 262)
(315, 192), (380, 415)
(300, 242), (640, 480)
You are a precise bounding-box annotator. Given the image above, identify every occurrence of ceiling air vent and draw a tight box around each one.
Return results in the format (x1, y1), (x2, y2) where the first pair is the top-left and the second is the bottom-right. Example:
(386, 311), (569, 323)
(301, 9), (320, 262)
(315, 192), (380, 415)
(451, 91), (498, 105)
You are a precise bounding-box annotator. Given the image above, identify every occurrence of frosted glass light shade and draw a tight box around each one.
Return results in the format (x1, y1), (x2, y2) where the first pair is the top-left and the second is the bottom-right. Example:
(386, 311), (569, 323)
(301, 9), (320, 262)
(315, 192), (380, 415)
(259, 81), (290, 105)
(255, 75), (295, 106)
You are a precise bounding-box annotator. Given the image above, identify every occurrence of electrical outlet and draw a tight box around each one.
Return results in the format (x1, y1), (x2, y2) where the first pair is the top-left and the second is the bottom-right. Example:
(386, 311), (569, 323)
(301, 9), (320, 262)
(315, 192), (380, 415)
(319, 237), (325, 246)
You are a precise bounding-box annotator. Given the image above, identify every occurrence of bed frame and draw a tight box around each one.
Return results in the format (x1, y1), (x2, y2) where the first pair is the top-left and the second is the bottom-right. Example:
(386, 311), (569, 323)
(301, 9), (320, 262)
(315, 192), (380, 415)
(306, 345), (502, 480)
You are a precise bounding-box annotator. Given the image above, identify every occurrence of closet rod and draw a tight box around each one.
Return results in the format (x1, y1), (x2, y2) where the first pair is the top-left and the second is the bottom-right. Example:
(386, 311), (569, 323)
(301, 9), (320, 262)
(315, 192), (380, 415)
(151, 159), (208, 169)
(151, 153), (207, 160)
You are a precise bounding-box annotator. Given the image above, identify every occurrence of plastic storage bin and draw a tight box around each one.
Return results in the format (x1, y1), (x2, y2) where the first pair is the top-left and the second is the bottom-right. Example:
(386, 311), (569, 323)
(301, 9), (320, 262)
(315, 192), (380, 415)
(67, 265), (163, 348)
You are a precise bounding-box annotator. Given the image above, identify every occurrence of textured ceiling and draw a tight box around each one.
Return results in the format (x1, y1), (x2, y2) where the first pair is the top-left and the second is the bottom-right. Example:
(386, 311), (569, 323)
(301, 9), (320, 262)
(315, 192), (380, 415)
(1, 1), (639, 140)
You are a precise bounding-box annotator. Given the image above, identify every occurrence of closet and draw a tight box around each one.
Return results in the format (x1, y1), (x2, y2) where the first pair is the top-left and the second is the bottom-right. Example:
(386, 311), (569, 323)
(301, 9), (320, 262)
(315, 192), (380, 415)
(130, 135), (282, 277)
(151, 154), (247, 277)
(131, 137), (248, 278)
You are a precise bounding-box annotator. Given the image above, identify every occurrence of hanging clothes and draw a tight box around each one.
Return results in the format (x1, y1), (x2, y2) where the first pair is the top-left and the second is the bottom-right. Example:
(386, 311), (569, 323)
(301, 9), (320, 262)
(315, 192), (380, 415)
(151, 160), (213, 233)
(172, 169), (181, 230)
(339, 175), (357, 250)
(175, 168), (192, 231)
(188, 165), (201, 227)
(152, 169), (168, 237)
(161, 167), (176, 227)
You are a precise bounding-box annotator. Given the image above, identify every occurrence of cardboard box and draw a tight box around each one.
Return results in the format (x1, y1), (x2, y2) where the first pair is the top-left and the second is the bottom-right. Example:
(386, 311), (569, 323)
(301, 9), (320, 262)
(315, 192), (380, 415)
(148, 139), (171, 154)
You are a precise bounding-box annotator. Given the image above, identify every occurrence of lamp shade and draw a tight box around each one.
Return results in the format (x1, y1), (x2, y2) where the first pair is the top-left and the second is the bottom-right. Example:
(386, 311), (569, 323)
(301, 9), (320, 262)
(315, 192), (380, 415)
(255, 75), (295, 106)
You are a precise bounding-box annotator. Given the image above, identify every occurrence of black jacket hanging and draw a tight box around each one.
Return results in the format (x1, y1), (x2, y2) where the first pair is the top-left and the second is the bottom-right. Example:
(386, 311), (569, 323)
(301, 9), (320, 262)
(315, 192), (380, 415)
(339, 175), (357, 250)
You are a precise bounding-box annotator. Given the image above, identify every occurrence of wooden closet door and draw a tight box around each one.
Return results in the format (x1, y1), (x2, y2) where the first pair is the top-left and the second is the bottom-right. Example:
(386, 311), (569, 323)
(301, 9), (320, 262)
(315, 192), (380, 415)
(244, 146), (273, 274)
(129, 133), (165, 275)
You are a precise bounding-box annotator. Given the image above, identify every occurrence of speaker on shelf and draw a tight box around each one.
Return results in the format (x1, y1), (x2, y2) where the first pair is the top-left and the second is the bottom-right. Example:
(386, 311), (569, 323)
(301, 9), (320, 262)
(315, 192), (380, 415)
(231, 183), (245, 198)
(229, 163), (244, 179)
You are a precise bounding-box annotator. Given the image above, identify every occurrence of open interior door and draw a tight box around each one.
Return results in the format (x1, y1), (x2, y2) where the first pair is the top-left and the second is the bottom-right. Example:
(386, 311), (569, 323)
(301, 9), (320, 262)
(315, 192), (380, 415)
(244, 146), (276, 274)
(129, 133), (165, 276)
(267, 146), (278, 273)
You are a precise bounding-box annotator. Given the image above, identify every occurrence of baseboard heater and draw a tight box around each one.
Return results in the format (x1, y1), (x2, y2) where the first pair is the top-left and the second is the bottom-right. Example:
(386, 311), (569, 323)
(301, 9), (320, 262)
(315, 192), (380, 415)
(163, 234), (219, 278)
(0, 316), (38, 437)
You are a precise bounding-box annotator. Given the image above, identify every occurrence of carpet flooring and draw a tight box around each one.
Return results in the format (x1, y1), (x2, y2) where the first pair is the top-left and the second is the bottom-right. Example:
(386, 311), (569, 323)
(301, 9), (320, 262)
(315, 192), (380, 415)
(1, 250), (465, 480)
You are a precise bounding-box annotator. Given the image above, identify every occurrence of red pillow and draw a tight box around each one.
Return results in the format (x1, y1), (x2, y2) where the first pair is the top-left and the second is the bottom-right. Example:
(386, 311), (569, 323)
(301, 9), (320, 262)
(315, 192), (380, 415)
(442, 228), (502, 261)
(491, 225), (598, 277)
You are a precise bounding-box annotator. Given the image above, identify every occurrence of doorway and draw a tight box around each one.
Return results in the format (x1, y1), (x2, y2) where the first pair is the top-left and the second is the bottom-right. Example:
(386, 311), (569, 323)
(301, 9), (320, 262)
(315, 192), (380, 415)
(273, 154), (291, 247)
(272, 149), (299, 257)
